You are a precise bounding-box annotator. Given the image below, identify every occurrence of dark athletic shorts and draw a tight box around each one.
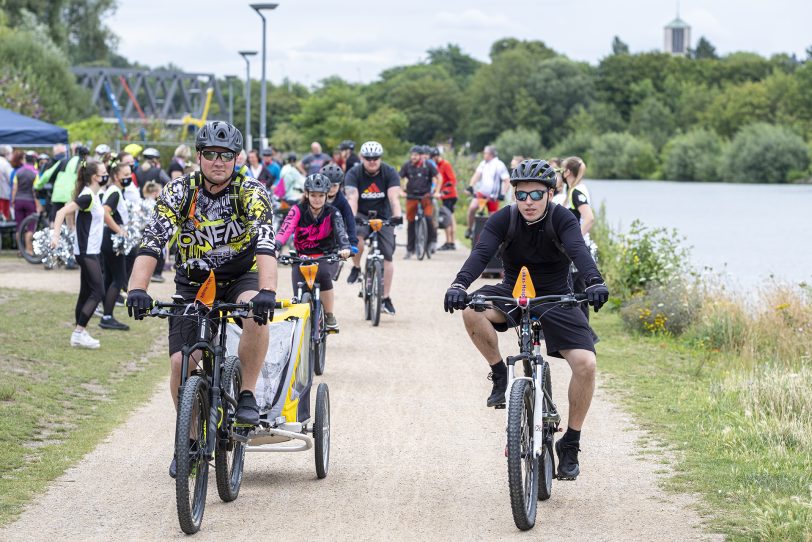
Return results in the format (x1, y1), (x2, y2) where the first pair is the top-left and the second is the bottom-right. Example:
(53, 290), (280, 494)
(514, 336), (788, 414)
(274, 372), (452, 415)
(355, 214), (396, 262)
(168, 272), (259, 356)
(442, 197), (457, 213)
(473, 282), (595, 359)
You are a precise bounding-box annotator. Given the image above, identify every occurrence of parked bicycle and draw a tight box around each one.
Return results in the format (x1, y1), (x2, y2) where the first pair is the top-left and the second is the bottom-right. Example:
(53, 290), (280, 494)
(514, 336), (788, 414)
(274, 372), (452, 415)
(278, 253), (342, 376)
(465, 268), (586, 531)
(140, 278), (285, 534)
(354, 212), (393, 326)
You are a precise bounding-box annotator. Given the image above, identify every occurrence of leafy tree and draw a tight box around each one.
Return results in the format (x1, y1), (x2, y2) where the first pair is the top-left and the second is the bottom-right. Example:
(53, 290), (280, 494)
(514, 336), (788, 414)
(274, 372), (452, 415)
(693, 37), (717, 60)
(427, 43), (481, 85)
(629, 96), (675, 149)
(292, 79), (367, 144)
(590, 132), (657, 179)
(270, 121), (306, 153)
(661, 129), (724, 181)
(494, 128), (542, 159)
(721, 123), (809, 183)
(611, 36), (629, 55)
(596, 52), (674, 119)
(702, 80), (770, 137)
(489, 38), (556, 61)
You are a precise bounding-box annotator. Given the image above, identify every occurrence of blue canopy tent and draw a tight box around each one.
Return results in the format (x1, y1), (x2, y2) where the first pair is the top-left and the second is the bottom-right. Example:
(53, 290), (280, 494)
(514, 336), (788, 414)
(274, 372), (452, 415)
(0, 107), (68, 146)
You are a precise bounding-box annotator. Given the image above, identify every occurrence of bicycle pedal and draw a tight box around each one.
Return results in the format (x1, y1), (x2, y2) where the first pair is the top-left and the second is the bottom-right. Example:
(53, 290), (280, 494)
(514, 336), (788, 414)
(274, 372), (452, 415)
(326, 329), (339, 334)
(493, 403), (506, 410)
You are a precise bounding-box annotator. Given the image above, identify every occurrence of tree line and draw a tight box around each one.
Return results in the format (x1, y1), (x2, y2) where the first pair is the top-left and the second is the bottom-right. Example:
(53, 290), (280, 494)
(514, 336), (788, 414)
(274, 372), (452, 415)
(1, 1), (811, 183)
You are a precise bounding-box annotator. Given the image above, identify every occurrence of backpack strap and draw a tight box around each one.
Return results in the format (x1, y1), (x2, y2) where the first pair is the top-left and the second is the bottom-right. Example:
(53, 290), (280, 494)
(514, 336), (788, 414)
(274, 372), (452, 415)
(178, 171), (200, 225)
(228, 170), (246, 219)
(497, 203), (569, 261)
(543, 202), (570, 261)
(497, 204), (520, 258)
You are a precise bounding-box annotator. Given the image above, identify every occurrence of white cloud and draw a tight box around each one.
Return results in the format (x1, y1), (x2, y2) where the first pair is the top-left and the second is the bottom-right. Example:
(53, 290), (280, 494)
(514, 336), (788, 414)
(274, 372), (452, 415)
(435, 8), (509, 29)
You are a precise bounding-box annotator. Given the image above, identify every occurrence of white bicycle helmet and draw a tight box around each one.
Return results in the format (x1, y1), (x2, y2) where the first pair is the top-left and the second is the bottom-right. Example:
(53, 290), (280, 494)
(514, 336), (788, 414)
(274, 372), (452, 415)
(95, 143), (111, 156)
(359, 141), (384, 158)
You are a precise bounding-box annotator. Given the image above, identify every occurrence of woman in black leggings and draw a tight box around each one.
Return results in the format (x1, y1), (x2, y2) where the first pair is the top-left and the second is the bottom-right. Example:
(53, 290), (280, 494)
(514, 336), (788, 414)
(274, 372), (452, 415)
(51, 160), (109, 349)
(99, 153), (133, 330)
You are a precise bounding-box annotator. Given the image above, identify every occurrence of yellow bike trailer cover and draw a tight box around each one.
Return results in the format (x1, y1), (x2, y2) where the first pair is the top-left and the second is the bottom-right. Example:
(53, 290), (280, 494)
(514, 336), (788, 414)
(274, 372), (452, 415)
(224, 301), (314, 423)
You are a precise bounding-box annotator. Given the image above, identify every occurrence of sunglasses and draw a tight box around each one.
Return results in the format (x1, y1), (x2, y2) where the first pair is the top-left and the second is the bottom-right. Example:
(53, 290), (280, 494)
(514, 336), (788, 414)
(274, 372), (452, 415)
(201, 150), (236, 162)
(362, 156), (381, 162)
(515, 189), (547, 202)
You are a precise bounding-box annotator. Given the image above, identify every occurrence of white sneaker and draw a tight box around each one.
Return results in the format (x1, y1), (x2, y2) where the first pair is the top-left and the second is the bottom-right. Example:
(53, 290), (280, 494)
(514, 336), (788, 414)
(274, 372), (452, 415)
(71, 330), (100, 349)
(94, 303), (104, 318)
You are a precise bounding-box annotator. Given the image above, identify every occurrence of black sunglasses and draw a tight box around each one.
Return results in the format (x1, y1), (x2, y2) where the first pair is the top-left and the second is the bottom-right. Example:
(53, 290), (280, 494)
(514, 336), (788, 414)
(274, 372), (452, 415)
(362, 156), (381, 162)
(201, 150), (236, 162)
(515, 189), (548, 202)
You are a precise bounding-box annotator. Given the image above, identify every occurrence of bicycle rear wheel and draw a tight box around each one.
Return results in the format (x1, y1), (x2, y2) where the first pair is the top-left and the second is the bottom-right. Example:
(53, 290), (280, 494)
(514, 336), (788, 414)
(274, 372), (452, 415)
(507, 379), (538, 531)
(313, 382), (331, 479)
(538, 363), (554, 501)
(215, 356), (245, 503)
(314, 301), (327, 375)
(18, 214), (43, 264)
(370, 260), (383, 326)
(176, 375), (209, 534)
(415, 216), (427, 260)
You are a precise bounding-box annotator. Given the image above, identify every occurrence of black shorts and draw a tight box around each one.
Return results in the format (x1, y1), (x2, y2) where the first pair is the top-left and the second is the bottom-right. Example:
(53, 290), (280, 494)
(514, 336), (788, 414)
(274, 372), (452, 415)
(168, 272), (259, 356)
(355, 216), (396, 262)
(291, 261), (337, 293)
(473, 282), (595, 359)
(442, 198), (457, 213)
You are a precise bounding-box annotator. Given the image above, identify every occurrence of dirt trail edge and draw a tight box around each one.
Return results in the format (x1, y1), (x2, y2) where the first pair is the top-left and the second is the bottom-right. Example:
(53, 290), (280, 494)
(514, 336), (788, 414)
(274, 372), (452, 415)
(0, 253), (719, 541)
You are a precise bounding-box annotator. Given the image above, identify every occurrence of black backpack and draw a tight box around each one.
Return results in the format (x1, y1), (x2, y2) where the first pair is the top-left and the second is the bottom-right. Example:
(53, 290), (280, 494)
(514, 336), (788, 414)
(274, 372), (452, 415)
(497, 202), (569, 261)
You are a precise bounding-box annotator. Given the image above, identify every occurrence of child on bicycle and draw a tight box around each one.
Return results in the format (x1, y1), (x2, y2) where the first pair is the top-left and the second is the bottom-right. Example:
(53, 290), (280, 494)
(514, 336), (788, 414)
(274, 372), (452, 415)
(275, 173), (351, 330)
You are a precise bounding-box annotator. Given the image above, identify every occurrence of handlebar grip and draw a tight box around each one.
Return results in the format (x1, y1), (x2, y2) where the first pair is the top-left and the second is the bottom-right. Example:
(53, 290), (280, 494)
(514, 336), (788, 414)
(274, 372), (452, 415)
(574, 293), (588, 301)
(274, 299), (292, 309)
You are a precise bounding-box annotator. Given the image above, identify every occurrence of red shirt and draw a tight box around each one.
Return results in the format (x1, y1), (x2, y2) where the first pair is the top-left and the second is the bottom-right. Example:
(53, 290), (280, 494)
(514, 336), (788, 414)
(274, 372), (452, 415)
(436, 158), (457, 199)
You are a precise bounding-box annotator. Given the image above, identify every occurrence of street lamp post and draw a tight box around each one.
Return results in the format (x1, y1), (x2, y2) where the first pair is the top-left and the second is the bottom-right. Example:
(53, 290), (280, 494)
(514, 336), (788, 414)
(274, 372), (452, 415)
(238, 51), (257, 150)
(225, 75), (236, 125)
(250, 2), (278, 151)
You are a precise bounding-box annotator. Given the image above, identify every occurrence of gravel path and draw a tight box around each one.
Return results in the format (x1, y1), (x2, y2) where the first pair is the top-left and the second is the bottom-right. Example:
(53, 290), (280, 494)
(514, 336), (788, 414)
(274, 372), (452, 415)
(0, 252), (719, 540)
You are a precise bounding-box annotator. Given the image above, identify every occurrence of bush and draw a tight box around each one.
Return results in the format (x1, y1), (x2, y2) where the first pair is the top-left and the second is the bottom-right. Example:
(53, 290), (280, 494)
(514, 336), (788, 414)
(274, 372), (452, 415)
(590, 132), (658, 179)
(620, 281), (700, 336)
(721, 123), (810, 183)
(661, 129), (725, 182)
(493, 128), (542, 159)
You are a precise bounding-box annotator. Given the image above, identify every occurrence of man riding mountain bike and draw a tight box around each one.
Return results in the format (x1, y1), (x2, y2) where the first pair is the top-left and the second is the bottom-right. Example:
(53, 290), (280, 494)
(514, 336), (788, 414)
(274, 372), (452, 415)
(443, 158), (609, 481)
(400, 145), (440, 259)
(344, 141), (403, 316)
(126, 121), (279, 478)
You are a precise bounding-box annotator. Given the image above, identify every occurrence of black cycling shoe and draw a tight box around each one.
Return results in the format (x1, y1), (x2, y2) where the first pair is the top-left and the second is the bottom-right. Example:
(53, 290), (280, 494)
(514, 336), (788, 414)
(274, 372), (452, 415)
(486, 371), (507, 407)
(382, 297), (396, 315)
(99, 316), (130, 331)
(555, 439), (581, 480)
(235, 390), (260, 426)
(169, 456), (177, 479)
(347, 266), (361, 284)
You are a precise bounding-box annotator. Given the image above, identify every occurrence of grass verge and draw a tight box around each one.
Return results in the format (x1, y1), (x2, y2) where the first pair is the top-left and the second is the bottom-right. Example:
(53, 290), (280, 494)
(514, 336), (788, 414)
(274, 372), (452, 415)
(0, 288), (167, 526)
(592, 311), (812, 541)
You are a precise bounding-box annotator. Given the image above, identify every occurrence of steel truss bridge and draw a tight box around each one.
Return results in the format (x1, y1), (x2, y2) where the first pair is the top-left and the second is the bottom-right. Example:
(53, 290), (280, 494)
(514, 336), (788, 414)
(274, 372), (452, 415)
(72, 67), (228, 124)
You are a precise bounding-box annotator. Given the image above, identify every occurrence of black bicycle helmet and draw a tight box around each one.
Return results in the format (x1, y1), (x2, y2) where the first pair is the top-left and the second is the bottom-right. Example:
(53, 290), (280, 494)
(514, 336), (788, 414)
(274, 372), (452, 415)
(195, 121), (244, 152)
(510, 159), (557, 188)
(429, 147), (440, 157)
(320, 163), (344, 185)
(409, 145), (422, 154)
(419, 145), (431, 154)
(339, 139), (355, 151)
(286, 152), (297, 163)
(304, 173), (331, 193)
(75, 145), (90, 158)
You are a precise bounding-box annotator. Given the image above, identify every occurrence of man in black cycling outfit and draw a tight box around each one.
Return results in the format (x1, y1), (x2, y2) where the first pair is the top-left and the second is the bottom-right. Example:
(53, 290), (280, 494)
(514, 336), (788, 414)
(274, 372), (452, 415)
(126, 121), (278, 478)
(344, 141), (403, 315)
(443, 159), (609, 481)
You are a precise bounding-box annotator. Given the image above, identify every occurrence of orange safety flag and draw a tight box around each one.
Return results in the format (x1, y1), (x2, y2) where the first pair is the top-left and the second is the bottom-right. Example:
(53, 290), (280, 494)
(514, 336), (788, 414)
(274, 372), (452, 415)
(300, 263), (319, 291)
(369, 219), (383, 232)
(512, 266), (536, 299)
(195, 270), (217, 307)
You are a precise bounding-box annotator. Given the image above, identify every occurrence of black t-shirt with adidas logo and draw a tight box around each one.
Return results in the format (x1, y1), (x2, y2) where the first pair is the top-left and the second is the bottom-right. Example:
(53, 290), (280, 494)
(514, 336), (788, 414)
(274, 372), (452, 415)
(344, 162), (400, 219)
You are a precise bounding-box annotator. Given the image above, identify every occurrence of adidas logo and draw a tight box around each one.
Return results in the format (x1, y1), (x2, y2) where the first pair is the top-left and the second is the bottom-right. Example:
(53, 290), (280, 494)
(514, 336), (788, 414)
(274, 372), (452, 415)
(361, 183), (384, 199)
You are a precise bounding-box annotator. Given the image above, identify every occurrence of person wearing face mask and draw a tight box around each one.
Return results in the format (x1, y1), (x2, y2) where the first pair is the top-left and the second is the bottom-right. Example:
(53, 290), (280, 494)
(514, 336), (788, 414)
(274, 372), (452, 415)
(126, 121), (278, 478)
(98, 153), (133, 331)
(51, 160), (110, 349)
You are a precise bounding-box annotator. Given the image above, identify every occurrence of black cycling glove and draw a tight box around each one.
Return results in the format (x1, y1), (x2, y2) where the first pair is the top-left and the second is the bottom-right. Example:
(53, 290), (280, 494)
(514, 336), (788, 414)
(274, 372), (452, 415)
(250, 289), (276, 325)
(444, 284), (468, 314)
(465, 186), (475, 196)
(585, 282), (609, 313)
(389, 216), (403, 226)
(126, 289), (153, 320)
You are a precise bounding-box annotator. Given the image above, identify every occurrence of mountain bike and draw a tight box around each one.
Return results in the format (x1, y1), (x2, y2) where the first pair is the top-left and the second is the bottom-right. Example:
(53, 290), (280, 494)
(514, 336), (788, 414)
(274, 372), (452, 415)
(355, 213), (393, 327)
(278, 253), (341, 376)
(142, 282), (277, 534)
(466, 270), (586, 531)
(412, 196), (431, 261)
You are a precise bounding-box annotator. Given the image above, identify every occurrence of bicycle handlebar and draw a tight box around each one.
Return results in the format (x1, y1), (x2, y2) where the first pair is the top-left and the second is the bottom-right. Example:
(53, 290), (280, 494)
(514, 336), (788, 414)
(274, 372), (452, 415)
(145, 298), (292, 319)
(465, 292), (587, 311)
(278, 253), (342, 265)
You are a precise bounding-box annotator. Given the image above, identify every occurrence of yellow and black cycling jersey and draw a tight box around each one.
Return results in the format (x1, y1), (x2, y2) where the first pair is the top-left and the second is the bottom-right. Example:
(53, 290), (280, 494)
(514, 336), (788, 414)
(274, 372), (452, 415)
(138, 171), (276, 284)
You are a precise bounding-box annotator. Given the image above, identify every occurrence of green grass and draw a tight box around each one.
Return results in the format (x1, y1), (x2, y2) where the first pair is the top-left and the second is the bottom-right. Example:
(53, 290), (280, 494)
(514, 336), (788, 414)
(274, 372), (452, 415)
(593, 311), (812, 541)
(0, 288), (167, 526)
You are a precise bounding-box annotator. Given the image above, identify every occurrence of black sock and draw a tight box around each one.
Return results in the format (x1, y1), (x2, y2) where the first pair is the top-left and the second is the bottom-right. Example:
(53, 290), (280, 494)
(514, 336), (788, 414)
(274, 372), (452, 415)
(490, 360), (507, 376)
(562, 427), (581, 443)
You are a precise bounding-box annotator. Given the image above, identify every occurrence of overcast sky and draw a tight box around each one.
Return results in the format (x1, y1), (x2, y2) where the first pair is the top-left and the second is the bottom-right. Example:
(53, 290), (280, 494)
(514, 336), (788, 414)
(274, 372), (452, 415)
(109, 0), (812, 86)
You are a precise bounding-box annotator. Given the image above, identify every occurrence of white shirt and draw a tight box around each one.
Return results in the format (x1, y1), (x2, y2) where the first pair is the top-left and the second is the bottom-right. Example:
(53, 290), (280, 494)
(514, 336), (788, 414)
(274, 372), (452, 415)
(474, 157), (509, 199)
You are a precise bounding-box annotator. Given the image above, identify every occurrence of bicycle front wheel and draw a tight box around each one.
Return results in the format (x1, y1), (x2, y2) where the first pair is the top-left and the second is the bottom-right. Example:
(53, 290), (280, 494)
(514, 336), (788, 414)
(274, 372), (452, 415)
(507, 379), (538, 531)
(370, 260), (383, 326)
(314, 301), (327, 375)
(176, 375), (210, 534)
(18, 214), (43, 264)
(215, 356), (245, 503)
(415, 217), (427, 260)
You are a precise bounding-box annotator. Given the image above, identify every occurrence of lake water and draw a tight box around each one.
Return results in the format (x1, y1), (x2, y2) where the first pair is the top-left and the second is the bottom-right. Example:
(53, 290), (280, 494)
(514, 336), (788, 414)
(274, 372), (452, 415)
(587, 180), (812, 289)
